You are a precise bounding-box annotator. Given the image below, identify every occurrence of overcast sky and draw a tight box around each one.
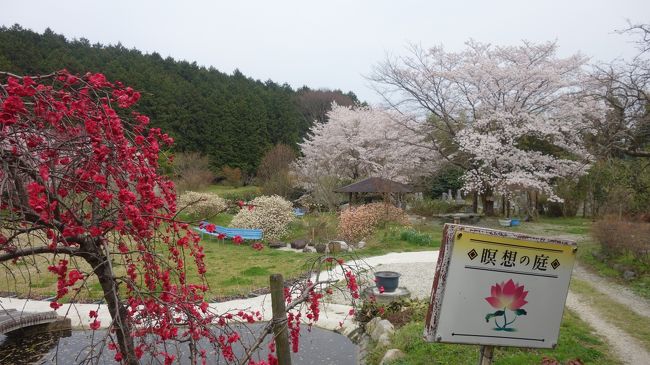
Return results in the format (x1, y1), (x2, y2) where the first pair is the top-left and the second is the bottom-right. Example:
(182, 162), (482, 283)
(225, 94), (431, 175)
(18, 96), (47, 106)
(2, 0), (649, 102)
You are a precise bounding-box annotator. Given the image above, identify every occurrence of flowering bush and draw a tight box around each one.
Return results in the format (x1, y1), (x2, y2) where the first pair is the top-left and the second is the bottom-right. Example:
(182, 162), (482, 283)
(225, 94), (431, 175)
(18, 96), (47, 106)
(0, 70), (362, 365)
(178, 191), (228, 219)
(338, 203), (409, 242)
(230, 195), (294, 240)
(0, 70), (210, 363)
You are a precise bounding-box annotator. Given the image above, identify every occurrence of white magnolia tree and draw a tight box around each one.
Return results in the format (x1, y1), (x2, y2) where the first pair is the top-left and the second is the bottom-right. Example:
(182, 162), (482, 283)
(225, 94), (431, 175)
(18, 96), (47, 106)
(294, 104), (436, 191)
(370, 40), (596, 203)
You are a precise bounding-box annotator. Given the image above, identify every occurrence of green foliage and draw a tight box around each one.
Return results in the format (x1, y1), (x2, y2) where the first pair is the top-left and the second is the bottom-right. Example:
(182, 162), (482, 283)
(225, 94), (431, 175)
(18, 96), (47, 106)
(422, 165), (464, 199)
(240, 266), (271, 277)
(0, 25), (358, 174)
(356, 299), (429, 326)
(578, 159), (650, 217)
(399, 229), (435, 246)
(366, 311), (618, 365)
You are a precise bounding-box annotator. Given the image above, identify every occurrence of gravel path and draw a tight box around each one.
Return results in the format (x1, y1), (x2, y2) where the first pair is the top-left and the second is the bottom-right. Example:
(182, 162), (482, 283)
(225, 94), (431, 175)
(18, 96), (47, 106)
(321, 251), (650, 365)
(565, 291), (650, 365)
(324, 261), (436, 305)
(573, 264), (650, 318)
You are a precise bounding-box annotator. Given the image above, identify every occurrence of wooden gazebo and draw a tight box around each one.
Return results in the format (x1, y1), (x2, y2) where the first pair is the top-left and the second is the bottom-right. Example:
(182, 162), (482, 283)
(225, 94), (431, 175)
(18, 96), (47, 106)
(334, 177), (413, 206)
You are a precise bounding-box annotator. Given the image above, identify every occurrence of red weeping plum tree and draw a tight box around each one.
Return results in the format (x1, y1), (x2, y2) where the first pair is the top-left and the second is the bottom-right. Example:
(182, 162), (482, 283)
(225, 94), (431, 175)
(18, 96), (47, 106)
(0, 71), (360, 364)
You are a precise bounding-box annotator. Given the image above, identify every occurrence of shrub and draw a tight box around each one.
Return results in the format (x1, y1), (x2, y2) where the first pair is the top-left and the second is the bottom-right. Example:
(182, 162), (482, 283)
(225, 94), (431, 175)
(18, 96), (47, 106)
(177, 191), (228, 219)
(592, 217), (650, 263)
(230, 195), (294, 240)
(338, 203), (409, 242)
(399, 229), (434, 246)
(296, 213), (338, 244)
(221, 166), (243, 187)
(172, 152), (215, 192)
(261, 171), (295, 198)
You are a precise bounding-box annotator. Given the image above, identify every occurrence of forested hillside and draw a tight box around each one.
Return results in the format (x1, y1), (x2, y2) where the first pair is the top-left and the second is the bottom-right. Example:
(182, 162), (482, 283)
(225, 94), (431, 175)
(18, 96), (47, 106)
(0, 24), (359, 173)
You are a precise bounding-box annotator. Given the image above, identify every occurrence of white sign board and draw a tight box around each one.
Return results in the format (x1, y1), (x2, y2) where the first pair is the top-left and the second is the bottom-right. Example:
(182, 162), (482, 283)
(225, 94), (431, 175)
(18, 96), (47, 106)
(425, 224), (576, 349)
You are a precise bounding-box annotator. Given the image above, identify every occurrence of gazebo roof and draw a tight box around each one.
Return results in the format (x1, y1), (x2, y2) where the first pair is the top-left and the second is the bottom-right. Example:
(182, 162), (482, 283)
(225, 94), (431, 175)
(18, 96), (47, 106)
(334, 177), (413, 193)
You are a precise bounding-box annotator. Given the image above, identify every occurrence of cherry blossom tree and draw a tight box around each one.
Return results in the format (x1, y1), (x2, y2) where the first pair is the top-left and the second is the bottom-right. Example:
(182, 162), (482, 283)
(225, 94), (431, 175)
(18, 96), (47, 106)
(294, 103), (436, 194)
(370, 40), (595, 207)
(0, 71), (360, 364)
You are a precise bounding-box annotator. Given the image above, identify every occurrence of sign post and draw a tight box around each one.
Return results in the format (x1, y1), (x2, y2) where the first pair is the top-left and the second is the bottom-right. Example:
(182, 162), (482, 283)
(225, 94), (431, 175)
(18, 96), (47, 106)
(425, 224), (576, 362)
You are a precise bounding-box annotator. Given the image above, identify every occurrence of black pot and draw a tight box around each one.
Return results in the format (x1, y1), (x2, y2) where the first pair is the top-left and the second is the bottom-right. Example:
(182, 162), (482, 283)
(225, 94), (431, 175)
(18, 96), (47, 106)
(374, 271), (401, 293)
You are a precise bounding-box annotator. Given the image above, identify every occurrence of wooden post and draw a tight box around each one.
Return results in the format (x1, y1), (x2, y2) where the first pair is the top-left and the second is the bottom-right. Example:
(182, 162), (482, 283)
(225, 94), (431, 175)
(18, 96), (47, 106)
(270, 274), (292, 365)
(478, 345), (494, 365)
(453, 216), (460, 224)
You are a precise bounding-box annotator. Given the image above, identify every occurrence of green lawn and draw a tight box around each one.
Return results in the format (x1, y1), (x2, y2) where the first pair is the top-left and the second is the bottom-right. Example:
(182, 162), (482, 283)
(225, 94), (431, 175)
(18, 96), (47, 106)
(199, 184), (261, 201)
(366, 310), (619, 365)
(2, 213), (645, 312)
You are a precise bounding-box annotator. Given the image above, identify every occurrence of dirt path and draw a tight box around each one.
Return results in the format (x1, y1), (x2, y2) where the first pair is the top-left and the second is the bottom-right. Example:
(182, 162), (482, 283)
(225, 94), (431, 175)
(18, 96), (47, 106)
(572, 264), (650, 318)
(567, 263), (650, 364)
(565, 291), (650, 365)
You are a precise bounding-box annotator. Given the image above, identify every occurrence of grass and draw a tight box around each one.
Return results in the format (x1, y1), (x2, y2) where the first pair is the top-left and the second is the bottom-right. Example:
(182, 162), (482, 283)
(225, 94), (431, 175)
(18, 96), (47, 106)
(366, 310), (620, 365)
(570, 278), (650, 351)
(483, 216), (650, 300)
(493, 216), (593, 238)
(0, 231), (316, 301)
(578, 240), (650, 301)
(200, 185), (261, 201)
(359, 223), (442, 256)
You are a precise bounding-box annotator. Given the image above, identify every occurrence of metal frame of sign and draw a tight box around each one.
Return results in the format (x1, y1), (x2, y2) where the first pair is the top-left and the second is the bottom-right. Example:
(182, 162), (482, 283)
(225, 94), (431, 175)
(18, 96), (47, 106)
(424, 224), (576, 348)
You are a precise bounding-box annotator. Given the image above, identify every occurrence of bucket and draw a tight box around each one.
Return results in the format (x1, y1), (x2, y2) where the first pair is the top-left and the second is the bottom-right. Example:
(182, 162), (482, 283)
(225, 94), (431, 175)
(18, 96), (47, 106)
(498, 218), (512, 227)
(375, 271), (401, 293)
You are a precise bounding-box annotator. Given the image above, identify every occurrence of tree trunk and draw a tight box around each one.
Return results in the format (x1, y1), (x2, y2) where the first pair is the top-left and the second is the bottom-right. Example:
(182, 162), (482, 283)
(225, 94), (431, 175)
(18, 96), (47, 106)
(472, 192), (478, 213)
(481, 194), (495, 216)
(535, 191), (543, 216)
(86, 250), (137, 365)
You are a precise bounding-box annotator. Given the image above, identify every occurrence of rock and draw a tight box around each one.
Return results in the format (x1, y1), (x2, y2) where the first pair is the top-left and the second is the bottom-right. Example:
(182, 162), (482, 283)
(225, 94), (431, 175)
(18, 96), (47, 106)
(269, 242), (285, 249)
(380, 349), (405, 365)
(378, 333), (391, 346)
(366, 317), (381, 335)
(357, 241), (366, 249)
(369, 319), (394, 342)
(291, 239), (308, 250)
(315, 243), (328, 254)
(623, 270), (637, 280)
(591, 251), (606, 262)
(303, 246), (317, 253)
(328, 240), (347, 253)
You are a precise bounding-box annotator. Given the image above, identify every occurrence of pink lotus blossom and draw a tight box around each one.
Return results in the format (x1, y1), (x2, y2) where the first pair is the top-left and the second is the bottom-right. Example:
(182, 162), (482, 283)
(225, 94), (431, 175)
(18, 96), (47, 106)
(485, 279), (528, 310)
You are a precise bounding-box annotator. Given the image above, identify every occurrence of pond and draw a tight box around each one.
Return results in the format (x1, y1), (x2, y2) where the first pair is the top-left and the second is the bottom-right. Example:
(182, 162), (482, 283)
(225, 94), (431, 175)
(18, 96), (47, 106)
(0, 323), (357, 364)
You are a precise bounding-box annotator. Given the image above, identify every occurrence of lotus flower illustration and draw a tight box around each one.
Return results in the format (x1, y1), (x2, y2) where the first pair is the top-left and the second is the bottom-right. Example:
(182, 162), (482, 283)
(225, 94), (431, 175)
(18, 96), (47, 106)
(484, 279), (528, 331)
